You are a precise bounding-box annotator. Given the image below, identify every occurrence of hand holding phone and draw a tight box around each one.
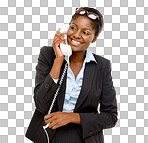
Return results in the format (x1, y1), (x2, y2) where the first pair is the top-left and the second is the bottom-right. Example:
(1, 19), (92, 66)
(60, 24), (72, 57)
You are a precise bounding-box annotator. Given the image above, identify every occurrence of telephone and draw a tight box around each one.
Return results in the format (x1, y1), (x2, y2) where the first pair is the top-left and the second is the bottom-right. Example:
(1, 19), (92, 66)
(60, 24), (72, 57)
(42, 25), (71, 143)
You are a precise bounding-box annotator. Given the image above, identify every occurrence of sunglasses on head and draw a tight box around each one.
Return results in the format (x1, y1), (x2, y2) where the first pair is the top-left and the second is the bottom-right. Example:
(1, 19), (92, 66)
(75, 8), (100, 21)
(75, 8), (102, 33)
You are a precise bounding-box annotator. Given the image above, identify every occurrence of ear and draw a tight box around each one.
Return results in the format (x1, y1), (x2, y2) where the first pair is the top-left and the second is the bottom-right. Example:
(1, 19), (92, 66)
(91, 36), (97, 43)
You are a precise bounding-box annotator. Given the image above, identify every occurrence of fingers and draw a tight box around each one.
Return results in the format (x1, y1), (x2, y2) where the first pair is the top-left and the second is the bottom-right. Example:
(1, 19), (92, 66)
(53, 30), (66, 49)
(44, 112), (71, 129)
(57, 28), (60, 34)
(52, 28), (67, 58)
(53, 34), (66, 44)
(54, 28), (65, 39)
(44, 111), (61, 120)
(44, 116), (55, 124)
(44, 112), (55, 120)
(54, 35), (65, 44)
(51, 124), (60, 129)
(46, 118), (62, 129)
(54, 28), (66, 43)
(48, 120), (58, 129)
(44, 113), (59, 129)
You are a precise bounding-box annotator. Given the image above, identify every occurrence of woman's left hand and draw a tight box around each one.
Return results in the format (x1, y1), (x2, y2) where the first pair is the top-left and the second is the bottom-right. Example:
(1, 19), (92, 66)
(44, 111), (80, 129)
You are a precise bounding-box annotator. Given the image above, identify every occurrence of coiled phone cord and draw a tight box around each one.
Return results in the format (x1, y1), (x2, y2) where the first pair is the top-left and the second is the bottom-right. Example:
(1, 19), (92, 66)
(43, 63), (68, 143)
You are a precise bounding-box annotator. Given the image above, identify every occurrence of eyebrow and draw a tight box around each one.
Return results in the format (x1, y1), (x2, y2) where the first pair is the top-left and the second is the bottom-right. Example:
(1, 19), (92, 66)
(71, 22), (92, 32)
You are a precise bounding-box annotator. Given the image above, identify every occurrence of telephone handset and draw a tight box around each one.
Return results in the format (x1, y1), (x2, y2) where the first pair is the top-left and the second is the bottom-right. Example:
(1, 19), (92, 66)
(60, 24), (72, 57)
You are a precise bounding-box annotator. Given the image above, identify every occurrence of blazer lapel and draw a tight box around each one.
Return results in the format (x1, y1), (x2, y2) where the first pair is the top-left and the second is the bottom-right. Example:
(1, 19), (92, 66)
(74, 62), (96, 112)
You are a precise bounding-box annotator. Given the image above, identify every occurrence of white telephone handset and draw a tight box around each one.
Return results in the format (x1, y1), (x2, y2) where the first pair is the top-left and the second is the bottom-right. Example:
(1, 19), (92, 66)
(60, 24), (72, 57)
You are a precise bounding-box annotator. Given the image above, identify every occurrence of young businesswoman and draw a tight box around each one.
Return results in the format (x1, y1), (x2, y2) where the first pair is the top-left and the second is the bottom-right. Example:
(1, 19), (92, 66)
(26, 7), (118, 143)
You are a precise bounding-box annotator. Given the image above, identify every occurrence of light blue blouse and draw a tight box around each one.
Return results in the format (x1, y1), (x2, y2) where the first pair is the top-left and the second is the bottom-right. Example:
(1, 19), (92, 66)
(62, 48), (97, 112)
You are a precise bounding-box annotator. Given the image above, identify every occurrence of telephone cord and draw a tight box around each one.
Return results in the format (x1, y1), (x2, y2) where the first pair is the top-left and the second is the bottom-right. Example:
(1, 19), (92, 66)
(43, 63), (68, 143)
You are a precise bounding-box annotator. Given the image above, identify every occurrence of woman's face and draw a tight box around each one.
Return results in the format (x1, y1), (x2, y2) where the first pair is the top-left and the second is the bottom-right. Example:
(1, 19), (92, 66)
(67, 15), (97, 53)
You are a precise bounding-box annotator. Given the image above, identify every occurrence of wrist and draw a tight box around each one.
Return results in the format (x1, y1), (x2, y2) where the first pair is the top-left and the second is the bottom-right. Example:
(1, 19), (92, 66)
(55, 56), (65, 63)
(54, 57), (64, 66)
(49, 57), (64, 79)
(70, 113), (81, 124)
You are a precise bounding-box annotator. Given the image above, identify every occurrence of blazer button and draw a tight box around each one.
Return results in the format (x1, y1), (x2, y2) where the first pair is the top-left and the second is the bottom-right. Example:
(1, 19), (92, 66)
(88, 131), (93, 136)
(45, 84), (49, 88)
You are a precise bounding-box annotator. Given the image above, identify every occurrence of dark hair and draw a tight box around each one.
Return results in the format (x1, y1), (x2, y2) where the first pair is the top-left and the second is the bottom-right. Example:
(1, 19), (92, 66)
(70, 7), (104, 37)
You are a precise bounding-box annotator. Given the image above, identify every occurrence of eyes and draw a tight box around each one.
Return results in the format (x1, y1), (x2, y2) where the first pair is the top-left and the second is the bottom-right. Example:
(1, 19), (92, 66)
(70, 25), (90, 36)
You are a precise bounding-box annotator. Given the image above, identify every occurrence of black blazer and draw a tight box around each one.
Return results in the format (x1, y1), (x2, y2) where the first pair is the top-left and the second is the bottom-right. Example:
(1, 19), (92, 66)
(25, 46), (118, 143)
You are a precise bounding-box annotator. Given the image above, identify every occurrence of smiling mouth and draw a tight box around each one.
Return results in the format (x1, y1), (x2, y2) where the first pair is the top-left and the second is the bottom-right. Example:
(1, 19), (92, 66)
(71, 39), (82, 46)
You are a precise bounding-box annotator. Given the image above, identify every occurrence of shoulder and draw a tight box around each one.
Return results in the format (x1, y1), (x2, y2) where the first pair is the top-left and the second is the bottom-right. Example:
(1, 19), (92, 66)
(39, 46), (55, 65)
(93, 53), (111, 68)
(40, 46), (55, 56)
(40, 46), (55, 58)
(92, 54), (112, 77)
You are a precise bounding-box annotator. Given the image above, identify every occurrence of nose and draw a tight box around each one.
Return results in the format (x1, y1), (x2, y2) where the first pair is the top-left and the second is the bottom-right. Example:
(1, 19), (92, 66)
(73, 30), (81, 39)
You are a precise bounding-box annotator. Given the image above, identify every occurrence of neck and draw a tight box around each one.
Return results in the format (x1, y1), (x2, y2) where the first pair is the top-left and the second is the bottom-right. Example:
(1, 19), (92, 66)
(70, 51), (86, 64)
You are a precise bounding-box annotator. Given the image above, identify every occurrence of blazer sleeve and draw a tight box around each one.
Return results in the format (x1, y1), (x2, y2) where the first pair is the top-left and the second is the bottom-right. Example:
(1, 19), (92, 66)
(33, 46), (59, 114)
(79, 60), (118, 139)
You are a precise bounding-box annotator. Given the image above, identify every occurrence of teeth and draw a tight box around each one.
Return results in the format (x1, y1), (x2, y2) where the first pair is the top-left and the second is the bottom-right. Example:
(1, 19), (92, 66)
(72, 40), (81, 44)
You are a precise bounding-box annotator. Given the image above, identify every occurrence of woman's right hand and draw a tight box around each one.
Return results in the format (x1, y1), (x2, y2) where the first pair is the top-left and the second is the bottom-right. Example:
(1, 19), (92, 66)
(52, 28), (66, 59)
(50, 28), (66, 79)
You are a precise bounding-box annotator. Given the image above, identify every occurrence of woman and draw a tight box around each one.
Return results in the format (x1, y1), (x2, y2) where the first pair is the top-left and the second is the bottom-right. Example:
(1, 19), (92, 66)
(25, 7), (118, 143)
